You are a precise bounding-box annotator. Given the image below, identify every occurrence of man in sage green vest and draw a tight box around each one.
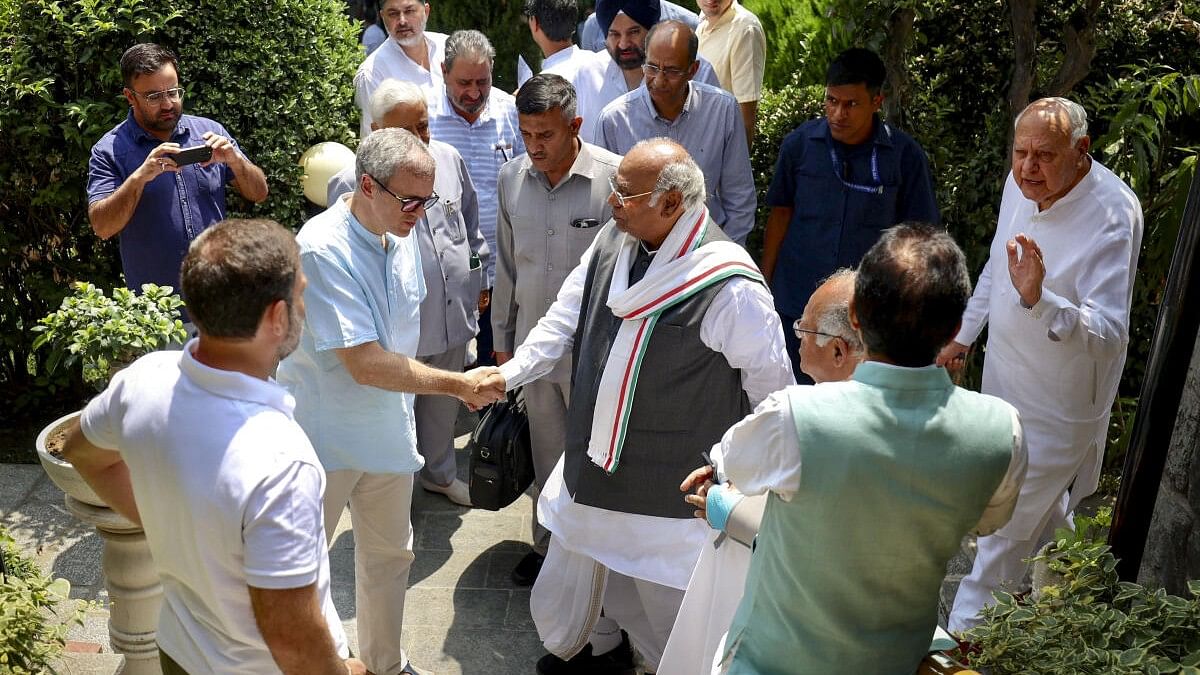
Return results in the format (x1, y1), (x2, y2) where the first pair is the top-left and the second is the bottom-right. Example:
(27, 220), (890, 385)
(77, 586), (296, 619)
(707, 224), (1028, 674)
(477, 138), (793, 674)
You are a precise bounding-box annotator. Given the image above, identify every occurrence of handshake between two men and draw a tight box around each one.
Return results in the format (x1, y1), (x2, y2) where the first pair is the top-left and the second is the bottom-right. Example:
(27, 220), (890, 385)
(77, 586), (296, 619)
(463, 366), (508, 410)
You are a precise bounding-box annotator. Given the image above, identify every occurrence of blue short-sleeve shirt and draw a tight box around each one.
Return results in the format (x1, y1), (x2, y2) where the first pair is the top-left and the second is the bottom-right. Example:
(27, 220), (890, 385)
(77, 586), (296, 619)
(87, 112), (239, 293)
(767, 117), (939, 317)
(276, 197), (427, 474)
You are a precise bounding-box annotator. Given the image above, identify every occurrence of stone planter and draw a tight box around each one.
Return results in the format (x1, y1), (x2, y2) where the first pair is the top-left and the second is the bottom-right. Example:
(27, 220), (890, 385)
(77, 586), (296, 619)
(37, 411), (105, 507)
(36, 410), (164, 675)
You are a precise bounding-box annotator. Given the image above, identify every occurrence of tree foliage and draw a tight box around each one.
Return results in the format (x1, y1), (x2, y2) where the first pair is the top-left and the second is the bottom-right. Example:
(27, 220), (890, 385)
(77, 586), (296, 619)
(0, 0), (361, 418)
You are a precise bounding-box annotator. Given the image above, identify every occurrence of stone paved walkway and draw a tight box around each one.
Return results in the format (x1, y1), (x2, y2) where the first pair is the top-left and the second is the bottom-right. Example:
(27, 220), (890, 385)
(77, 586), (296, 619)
(5, 407), (1056, 674)
(1, 411), (548, 674)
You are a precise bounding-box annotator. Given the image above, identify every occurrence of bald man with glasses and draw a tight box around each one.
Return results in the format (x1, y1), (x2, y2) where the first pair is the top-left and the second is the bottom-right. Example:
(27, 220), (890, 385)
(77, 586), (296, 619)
(592, 20), (755, 245)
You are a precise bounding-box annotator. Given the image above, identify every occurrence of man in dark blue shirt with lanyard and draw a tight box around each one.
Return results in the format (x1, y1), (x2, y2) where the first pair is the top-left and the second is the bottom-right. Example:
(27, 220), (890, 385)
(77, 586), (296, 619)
(760, 48), (938, 381)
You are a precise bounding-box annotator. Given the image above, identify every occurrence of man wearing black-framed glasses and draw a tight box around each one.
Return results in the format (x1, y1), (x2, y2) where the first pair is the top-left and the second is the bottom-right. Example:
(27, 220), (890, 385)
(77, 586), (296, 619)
(592, 20), (756, 246)
(87, 43), (268, 321)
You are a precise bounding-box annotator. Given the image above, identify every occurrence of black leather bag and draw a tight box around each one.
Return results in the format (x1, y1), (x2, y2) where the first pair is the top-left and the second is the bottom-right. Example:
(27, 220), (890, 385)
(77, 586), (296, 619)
(467, 389), (534, 511)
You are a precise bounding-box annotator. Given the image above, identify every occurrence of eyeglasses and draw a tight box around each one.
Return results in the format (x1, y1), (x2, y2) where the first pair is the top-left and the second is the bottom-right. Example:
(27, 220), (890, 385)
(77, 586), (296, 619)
(368, 174), (439, 212)
(131, 87), (185, 104)
(608, 176), (654, 209)
(793, 320), (840, 341)
(642, 63), (690, 79)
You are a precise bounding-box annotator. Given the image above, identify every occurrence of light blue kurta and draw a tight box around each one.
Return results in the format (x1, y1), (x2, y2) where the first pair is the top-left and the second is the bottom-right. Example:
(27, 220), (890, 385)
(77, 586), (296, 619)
(277, 197), (426, 474)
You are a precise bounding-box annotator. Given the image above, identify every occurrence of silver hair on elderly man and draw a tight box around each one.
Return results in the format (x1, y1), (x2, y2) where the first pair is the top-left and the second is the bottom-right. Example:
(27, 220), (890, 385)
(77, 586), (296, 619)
(354, 126), (434, 185)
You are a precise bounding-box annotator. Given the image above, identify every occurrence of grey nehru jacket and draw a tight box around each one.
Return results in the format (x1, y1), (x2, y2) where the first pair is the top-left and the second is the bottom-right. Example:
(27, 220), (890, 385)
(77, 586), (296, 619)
(492, 141), (621, 384)
(327, 139), (489, 356)
(592, 81), (756, 244)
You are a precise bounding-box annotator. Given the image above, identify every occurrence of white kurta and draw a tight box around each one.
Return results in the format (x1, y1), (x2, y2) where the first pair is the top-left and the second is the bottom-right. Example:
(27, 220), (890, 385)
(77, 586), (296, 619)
(353, 32), (447, 137)
(955, 161), (1142, 540)
(539, 46), (608, 142)
(498, 208), (794, 589)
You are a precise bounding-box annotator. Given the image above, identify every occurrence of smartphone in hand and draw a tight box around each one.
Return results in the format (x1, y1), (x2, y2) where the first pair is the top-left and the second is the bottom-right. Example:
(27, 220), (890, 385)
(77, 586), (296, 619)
(172, 145), (214, 167)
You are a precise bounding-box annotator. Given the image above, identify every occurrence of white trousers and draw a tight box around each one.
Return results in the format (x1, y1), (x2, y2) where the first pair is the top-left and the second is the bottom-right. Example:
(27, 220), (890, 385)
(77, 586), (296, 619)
(523, 378), (571, 553)
(602, 571), (686, 672)
(948, 488), (1072, 632)
(324, 470), (415, 675)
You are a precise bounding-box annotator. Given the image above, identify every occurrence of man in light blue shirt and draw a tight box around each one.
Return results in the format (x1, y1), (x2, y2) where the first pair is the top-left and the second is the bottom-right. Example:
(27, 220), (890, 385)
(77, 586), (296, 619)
(428, 29), (525, 366)
(277, 128), (501, 675)
(593, 20), (755, 243)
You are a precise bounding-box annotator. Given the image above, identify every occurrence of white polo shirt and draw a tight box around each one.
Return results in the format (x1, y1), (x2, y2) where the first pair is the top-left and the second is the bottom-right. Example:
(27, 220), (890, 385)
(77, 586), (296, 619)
(81, 342), (347, 673)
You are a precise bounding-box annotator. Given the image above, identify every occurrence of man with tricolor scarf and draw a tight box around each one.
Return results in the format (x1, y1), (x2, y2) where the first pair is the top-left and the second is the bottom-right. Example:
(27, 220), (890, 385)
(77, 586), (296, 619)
(479, 138), (793, 674)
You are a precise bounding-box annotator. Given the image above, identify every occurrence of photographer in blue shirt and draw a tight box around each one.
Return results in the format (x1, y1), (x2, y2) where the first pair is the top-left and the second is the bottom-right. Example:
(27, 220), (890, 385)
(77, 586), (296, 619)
(759, 48), (938, 381)
(87, 43), (269, 302)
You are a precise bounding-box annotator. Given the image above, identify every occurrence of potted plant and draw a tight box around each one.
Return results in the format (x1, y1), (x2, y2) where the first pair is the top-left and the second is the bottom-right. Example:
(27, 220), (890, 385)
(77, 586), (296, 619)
(32, 282), (186, 505)
(960, 514), (1200, 674)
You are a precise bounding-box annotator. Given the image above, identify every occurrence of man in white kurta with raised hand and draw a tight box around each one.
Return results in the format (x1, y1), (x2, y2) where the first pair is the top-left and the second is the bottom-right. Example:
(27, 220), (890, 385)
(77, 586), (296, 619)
(941, 97), (1144, 632)
(476, 138), (792, 675)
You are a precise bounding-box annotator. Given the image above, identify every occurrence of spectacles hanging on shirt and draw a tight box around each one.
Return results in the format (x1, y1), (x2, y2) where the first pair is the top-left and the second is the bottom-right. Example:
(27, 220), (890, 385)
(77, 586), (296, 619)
(494, 141), (512, 163)
(367, 174), (439, 212)
(826, 126), (884, 195)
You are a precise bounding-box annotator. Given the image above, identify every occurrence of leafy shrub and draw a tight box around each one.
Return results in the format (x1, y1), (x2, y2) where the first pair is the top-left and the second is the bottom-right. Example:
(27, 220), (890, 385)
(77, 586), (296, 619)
(32, 282), (186, 389)
(0, 0), (361, 418)
(963, 540), (1200, 675)
(0, 527), (81, 674)
(746, 81), (826, 258)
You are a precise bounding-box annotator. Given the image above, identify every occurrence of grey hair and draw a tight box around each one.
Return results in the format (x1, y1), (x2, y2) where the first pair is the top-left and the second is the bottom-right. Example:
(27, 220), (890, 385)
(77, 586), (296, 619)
(369, 79), (426, 124)
(814, 268), (863, 352)
(1015, 97), (1089, 144)
(444, 30), (495, 72)
(635, 138), (705, 210)
(355, 127), (434, 186)
(516, 73), (578, 123)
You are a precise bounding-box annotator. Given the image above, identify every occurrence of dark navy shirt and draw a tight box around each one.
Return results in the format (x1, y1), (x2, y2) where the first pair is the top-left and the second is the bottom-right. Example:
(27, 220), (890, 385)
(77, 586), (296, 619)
(766, 116), (938, 317)
(87, 111), (240, 293)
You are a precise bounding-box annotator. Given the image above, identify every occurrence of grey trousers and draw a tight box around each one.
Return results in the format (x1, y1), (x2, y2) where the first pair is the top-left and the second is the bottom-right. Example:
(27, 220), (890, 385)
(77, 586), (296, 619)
(523, 377), (570, 554)
(415, 343), (468, 486)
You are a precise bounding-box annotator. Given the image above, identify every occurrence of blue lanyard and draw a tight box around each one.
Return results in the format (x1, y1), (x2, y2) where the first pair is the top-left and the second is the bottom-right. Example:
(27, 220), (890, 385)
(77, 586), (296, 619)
(826, 126), (884, 195)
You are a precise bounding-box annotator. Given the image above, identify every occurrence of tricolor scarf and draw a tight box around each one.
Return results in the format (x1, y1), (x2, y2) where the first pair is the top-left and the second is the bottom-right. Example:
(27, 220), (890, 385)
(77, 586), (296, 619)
(587, 206), (764, 474)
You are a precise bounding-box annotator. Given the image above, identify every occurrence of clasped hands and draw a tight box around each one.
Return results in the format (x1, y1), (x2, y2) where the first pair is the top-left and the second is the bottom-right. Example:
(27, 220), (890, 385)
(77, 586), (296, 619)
(460, 367), (507, 411)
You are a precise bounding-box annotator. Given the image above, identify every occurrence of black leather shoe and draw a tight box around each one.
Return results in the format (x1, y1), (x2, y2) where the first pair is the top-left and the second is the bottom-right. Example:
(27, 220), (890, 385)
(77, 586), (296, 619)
(510, 550), (545, 587)
(535, 631), (636, 675)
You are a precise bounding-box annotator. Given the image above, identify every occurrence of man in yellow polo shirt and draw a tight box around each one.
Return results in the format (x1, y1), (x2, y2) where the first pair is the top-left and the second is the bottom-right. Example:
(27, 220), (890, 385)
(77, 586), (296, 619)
(696, 0), (766, 147)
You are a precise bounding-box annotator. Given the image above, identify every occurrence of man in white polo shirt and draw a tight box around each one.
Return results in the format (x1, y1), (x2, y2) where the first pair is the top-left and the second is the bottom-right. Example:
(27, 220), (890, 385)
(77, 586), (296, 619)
(61, 218), (363, 675)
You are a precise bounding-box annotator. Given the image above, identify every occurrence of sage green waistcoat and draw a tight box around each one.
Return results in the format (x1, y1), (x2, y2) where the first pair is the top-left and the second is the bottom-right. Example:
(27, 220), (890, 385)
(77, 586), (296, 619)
(725, 362), (1016, 674)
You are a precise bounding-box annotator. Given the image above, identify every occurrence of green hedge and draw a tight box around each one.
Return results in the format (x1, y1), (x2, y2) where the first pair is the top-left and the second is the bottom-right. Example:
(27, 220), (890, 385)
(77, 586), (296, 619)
(0, 0), (361, 418)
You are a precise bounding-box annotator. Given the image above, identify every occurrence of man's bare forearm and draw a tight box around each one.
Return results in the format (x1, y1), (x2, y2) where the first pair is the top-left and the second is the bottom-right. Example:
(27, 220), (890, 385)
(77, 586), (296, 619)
(760, 207), (792, 283)
(250, 584), (361, 675)
(335, 341), (502, 409)
(229, 155), (269, 203)
(60, 419), (142, 525)
(89, 179), (149, 240)
(740, 100), (758, 149)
